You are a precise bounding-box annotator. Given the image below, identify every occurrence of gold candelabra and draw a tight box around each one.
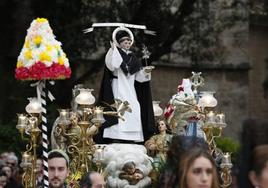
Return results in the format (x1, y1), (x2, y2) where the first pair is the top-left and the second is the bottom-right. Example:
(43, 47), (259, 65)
(16, 98), (42, 188)
(187, 72), (233, 187)
(194, 74), (232, 187)
(52, 88), (131, 185)
(201, 110), (232, 187)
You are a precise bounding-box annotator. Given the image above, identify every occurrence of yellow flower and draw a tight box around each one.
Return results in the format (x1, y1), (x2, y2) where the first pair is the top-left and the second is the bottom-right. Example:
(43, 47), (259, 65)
(24, 40), (30, 48)
(58, 57), (64, 65)
(46, 44), (53, 52)
(36, 18), (48, 23)
(34, 35), (42, 46)
(54, 45), (60, 50)
(73, 171), (82, 181)
(24, 50), (32, 60)
(39, 51), (51, 62)
(16, 60), (23, 68)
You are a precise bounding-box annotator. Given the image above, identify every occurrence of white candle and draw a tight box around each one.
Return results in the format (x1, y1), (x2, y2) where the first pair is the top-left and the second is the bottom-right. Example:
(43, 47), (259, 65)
(216, 113), (225, 124)
(96, 148), (103, 161)
(206, 111), (216, 123)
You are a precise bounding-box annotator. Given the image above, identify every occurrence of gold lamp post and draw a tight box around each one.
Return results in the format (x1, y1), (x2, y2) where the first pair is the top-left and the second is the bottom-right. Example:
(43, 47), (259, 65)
(16, 98), (42, 188)
(52, 88), (131, 186)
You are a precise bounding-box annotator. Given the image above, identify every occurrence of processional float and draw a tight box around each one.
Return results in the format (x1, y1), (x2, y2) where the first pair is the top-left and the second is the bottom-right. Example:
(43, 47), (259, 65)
(15, 19), (232, 188)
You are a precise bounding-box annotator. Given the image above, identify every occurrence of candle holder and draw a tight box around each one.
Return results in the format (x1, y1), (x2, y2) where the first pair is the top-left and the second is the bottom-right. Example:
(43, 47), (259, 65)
(220, 153), (233, 188)
(16, 110), (42, 188)
(93, 145), (106, 174)
(52, 88), (131, 186)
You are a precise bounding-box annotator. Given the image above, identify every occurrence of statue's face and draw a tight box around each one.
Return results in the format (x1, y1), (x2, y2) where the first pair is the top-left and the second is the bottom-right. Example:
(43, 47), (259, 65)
(126, 164), (135, 175)
(158, 121), (167, 132)
(119, 39), (132, 50)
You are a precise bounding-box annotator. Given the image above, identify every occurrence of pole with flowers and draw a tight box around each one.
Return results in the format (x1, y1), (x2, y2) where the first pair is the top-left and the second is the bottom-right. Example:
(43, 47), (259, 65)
(15, 18), (71, 188)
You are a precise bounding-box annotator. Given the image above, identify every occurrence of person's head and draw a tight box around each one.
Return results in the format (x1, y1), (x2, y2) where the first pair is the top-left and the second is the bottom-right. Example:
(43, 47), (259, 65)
(0, 171), (7, 187)
(122, 161), (136, 175)
(48, 150), (70, 188)
(36, 158), (43, 174)
(1, 165), (12, 179)
(79, 171), (106, 188)
(166, 136), (208, 167)
(157, 120), (167, 133)
(0, 152), (9, 162)
(248, 144), (268, 188)
(116, 30), (132, 50)
(239, 119), (268, 188)
(178, 147), (219, 188)
(6, 154), (18, 168)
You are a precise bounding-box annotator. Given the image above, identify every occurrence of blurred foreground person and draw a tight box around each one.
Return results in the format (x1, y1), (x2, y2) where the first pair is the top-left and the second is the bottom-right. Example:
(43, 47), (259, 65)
(178, 147), (219, 188)
(248, 145), (268, 188)
(158, 136), (219, 188)
(238, 119), (268, 188)
(48, 149), (70, 188)
(79, 171), (106, 188)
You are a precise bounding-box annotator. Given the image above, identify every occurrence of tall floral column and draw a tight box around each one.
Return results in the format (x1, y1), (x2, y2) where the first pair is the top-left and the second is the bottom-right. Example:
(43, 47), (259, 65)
(15, 18), (71, 188)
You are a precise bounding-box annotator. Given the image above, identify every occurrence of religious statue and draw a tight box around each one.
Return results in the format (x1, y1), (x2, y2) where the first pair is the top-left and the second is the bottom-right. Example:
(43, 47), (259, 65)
(145, 120), (172, 162)
(164, 79), (199, 135)
(119, 161), (144, 185)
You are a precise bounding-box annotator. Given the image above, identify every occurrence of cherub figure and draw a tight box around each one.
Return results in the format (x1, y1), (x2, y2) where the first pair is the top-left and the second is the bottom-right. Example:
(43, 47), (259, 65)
(119, 161), (144, 185)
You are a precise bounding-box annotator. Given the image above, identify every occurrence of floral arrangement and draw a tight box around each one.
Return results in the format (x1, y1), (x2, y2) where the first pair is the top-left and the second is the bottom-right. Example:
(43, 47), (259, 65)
(15, 18), (71, 80)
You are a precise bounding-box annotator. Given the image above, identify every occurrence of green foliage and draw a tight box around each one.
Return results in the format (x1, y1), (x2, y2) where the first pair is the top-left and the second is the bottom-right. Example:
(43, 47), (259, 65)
(215, 137), (240, 163)
(0, 122), (26, 157)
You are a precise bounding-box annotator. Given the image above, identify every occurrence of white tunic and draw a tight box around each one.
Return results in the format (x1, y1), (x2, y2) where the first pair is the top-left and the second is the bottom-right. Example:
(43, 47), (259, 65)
(103, 47), (151, 142)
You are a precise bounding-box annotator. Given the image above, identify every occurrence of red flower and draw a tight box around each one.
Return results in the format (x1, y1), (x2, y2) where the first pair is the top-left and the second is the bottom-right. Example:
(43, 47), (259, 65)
(164, 104), (174, 119)
(15, 62), (71, 80)
(177, 86), (184, 92)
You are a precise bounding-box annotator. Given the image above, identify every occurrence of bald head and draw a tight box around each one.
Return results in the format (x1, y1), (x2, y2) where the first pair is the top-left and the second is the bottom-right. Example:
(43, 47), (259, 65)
(80, 171), (106, 188)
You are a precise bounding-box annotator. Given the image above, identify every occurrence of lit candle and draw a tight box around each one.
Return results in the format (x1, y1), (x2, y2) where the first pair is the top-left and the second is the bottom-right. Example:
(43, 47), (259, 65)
(216, 113), (225, 124)
(95, 147), (104, 161)
(206, 111), (216, 123)
(28, 117), (38, 129)
(16, 114), (28, 129)
(58, 109), (70, 125)
(93, 107), (105, 123)
(221, 152), (232, 168)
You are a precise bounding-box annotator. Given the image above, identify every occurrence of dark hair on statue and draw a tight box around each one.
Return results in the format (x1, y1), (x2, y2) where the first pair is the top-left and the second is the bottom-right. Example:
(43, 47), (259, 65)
(116, 30), (131, 43)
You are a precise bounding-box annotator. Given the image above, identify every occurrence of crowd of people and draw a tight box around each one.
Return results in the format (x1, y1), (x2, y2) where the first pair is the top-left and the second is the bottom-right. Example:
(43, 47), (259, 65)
(0, 152), (23, 188)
